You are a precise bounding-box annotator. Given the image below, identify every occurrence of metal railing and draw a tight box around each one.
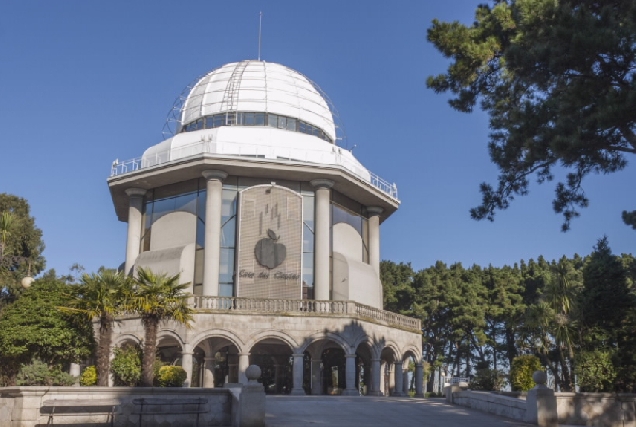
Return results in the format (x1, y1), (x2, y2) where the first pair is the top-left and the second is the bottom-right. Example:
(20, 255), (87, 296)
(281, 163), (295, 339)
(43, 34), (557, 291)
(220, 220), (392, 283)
(109, 140), (398, 200)
(192, 296), (420, 331)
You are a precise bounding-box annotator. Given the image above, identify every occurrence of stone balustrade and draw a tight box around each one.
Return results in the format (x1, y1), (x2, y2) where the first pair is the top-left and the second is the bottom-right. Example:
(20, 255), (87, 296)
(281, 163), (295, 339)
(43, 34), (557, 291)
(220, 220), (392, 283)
(192, 296), (421, 332)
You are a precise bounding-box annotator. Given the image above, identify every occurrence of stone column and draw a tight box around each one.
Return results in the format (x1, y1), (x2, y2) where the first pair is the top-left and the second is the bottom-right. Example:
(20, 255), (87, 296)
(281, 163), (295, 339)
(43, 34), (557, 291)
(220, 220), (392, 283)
(203, 357), (215, 388)
(181, 351), (194, 388)
(124, 188), (146, 275)
(342, 354), (358, 396)
(380, 361), (387, 396)
(291, 353), (306, 395)
(311, 359), (322, 395)
(202, 170), (227, 297)
(392, 362), (404, 396)
(238, 353), (250, 385)
(403, 370), (410, 395)
(367, 206), (383, 308)
(310, 179), (334, 302)
(369, 358), (382, 396)
(69, 363), (81, 386)
(415, 362), (424, 398)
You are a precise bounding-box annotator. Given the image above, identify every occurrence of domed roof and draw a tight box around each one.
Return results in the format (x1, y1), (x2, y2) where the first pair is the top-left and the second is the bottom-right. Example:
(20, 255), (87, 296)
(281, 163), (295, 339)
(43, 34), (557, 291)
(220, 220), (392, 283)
(180, 60), (336, 142)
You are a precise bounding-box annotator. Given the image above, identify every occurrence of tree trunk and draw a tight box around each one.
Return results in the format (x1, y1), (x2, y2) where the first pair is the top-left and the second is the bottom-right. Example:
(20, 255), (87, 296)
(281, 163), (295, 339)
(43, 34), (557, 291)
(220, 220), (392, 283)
(97, 315), (113, 387)
(141, 317), (158, 387)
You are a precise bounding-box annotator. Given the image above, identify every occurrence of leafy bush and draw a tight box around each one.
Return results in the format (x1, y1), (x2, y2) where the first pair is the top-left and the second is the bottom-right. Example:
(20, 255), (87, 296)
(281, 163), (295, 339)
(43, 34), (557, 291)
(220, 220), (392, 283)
(575, 350), (617, 392)
(16, 359), (75, 386)
(469, 368), (506, 391)
(111, 345), (142, 386)
(80, 366), (97, 386)
(156, 366), (186, 387)
(510, 355), (543, 391)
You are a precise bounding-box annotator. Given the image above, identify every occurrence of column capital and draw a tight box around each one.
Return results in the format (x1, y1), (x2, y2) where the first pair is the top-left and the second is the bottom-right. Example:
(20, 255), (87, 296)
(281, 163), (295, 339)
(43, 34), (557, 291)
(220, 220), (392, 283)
(291, 353), (305, 358)
(310, 178), (334, 189)
(366, 206), (384, 216)
(238, 353), (250, 357)
(415, 362), (423, 368)
(345, 354), (357, 359)
(202, 169), (228, 181)
(125, 187), (147, 198)
(180, 351), (194, 356)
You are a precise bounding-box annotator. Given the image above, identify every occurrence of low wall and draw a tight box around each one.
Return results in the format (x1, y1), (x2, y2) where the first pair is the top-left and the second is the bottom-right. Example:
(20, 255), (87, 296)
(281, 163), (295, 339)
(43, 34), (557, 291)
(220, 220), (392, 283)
(0, 386), (249, 427)
(449, 389), (527, 421)
(555, 392), (636, 427)
(448, 389), (636, 427)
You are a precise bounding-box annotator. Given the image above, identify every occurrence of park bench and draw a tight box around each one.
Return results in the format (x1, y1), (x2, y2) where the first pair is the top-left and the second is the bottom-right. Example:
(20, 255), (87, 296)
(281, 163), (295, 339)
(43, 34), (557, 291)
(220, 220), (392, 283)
(132, 397), (209, 427)
(42, 398), (119, 426)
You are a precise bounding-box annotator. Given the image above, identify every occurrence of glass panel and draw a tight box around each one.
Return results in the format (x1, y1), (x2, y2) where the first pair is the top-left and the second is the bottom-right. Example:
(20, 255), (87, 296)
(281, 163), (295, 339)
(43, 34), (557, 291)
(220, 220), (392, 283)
(195, 119), (203, 130)
(286, 117), (297, 131)
(219, 248), (235, 284)
(174, 192), (197, 214)
(277, 116), (286, 129)
(227, 112), (236, 125)
(219, 284), (234, 297)
(197, 189), (206, 222)
(303, 222), (314, 253)
(221, 217), (236, 248)
(254, 112), (265, 125)
(268, 114), (277, 127)
(196, 218), (205, 248)
(221, 189), (238, 219)
(205, 117), (214, 128)
(194, 249), (204, 284)
(244, 112), (255, 125)
(152, 197), (175, 224)
(213, 114), (225, 127)
(332, 203), (362, 236)
(302, 252), (314, 298)
(361, 218), (369, 263)
(193, 283), (203, 296)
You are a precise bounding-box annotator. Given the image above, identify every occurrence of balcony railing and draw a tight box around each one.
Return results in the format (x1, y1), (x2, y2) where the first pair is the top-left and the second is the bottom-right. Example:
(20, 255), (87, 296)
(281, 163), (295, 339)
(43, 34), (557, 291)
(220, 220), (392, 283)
(192, 296), (421, 331)
(109, 140), (398, 200)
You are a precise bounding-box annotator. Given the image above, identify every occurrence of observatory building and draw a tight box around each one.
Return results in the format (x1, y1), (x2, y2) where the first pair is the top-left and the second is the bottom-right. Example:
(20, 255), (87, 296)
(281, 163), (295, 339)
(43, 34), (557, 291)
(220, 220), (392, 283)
(108, 60), (422, 396)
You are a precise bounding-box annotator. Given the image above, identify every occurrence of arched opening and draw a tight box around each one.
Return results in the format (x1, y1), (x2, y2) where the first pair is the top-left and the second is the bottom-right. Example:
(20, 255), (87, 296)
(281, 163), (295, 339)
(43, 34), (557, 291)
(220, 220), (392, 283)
(402, 350), (419, 396)
(354, 342), (372, 395)
(249, 338), (293, 394)
(157, 335), (183, 365)
(191, 336), (240, 388)
(321, 347), (345, 395)
(380, 346), (398, 396)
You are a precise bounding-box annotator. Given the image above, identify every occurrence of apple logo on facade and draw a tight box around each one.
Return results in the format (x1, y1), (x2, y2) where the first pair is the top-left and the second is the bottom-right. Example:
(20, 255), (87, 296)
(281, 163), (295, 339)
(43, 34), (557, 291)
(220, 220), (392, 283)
(255, 229), (287, 269)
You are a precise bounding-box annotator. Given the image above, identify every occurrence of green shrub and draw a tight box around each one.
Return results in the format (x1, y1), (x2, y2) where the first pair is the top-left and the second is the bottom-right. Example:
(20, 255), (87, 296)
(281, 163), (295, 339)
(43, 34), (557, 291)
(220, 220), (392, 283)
(111, 345), (142, 386)
(575, 350), (617, 392)
(469, 368), (506, 391)
(510, 355), (543, 391)
(156, 366), (186, 387)
(80, 366), (98, 386)
(16, 359), (75, 386)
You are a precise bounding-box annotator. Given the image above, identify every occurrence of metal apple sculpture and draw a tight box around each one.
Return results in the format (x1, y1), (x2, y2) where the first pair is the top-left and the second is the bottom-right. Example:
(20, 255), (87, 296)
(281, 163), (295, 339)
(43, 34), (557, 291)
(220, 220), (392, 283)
(254, 229), (286, 269)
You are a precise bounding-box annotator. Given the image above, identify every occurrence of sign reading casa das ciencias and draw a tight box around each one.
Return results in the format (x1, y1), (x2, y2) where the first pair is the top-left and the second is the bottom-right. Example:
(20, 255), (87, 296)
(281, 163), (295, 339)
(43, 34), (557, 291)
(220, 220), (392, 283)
(236, 185), (302, 299)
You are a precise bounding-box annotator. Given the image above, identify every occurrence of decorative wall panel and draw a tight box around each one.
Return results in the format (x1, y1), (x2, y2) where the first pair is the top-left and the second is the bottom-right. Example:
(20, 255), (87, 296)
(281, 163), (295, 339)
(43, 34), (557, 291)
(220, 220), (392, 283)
(237, 185), (303, 299)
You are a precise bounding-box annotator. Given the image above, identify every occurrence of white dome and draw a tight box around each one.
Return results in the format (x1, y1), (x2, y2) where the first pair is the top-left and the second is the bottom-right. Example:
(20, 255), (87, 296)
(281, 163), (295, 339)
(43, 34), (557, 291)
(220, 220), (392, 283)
(181, 60), (336, 142)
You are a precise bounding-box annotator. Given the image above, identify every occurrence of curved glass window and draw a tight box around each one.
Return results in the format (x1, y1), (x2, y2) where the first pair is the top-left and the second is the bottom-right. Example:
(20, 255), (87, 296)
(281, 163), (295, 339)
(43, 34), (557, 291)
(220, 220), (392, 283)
(179, 111), (333, 144)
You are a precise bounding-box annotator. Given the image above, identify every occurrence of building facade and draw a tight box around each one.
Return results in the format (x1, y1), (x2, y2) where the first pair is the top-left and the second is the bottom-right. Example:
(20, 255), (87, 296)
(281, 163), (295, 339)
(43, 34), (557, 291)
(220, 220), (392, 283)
(108, 60), (422, 396)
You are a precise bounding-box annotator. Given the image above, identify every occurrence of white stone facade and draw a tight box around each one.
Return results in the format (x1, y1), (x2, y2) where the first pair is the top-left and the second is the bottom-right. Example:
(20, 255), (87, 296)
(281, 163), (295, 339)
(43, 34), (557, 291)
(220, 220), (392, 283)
(107, 60), (422, 396)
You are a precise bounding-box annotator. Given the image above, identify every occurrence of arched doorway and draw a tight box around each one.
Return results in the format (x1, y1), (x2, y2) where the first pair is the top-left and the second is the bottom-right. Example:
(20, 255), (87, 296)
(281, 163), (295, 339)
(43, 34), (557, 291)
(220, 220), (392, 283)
(249, 338), (293, 394)
(191, 336), (241, 388)
(354, 342), (372, 395)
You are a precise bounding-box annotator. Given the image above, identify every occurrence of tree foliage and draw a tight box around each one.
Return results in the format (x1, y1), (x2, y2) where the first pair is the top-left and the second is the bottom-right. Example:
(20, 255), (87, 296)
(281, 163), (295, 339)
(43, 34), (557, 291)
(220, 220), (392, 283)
(0, 193), (45, 303)
(427, 0), (636, 231)
(0, 277), (94, 385)
(381, 237), (636, 392)
(510, 355), (543, 391)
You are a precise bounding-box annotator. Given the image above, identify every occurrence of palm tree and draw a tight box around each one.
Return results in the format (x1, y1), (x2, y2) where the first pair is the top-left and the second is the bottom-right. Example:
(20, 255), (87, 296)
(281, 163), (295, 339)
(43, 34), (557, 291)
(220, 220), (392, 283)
(130, 267), (193, 387)
(61, 269), (131, 386)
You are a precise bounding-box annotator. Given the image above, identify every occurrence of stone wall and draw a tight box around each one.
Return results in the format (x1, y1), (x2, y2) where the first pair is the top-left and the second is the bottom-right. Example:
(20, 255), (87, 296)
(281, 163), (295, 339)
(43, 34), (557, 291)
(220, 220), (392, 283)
(450, 389), (527, 421)
(0, 386), (235, 427)
(555, 392), (636, 427)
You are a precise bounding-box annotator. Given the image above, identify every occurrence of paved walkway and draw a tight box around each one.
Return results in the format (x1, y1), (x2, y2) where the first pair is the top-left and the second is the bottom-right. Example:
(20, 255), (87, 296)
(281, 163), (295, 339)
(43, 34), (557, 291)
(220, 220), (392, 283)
(265, 395), (533, 427)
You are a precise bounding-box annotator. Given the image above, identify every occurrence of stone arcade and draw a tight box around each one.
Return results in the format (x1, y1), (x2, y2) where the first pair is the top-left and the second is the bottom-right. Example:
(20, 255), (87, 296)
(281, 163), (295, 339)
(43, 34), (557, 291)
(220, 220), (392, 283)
(108, 60), (423, 396)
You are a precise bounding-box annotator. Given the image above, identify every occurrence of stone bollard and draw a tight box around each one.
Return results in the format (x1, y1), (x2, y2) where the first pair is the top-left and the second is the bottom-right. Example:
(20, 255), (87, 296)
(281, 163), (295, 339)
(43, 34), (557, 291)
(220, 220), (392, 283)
(234, 365), (266, 427)
(524, 371), (558, 427)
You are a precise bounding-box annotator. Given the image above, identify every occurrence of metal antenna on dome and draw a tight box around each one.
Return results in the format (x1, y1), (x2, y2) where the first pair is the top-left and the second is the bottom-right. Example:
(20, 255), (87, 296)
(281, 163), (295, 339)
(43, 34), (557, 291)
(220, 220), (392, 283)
(258, 11), (263, 61)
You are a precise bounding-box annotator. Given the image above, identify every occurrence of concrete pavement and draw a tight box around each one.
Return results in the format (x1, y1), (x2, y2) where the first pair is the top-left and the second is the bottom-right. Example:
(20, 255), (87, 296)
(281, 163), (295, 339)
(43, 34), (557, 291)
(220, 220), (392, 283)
(265, 395), (534, 427)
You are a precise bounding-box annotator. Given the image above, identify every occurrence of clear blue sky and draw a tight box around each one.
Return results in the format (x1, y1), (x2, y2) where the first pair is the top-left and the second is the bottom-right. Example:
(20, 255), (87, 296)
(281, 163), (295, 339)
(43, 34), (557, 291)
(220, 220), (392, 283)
(1, 1), (633, 276)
